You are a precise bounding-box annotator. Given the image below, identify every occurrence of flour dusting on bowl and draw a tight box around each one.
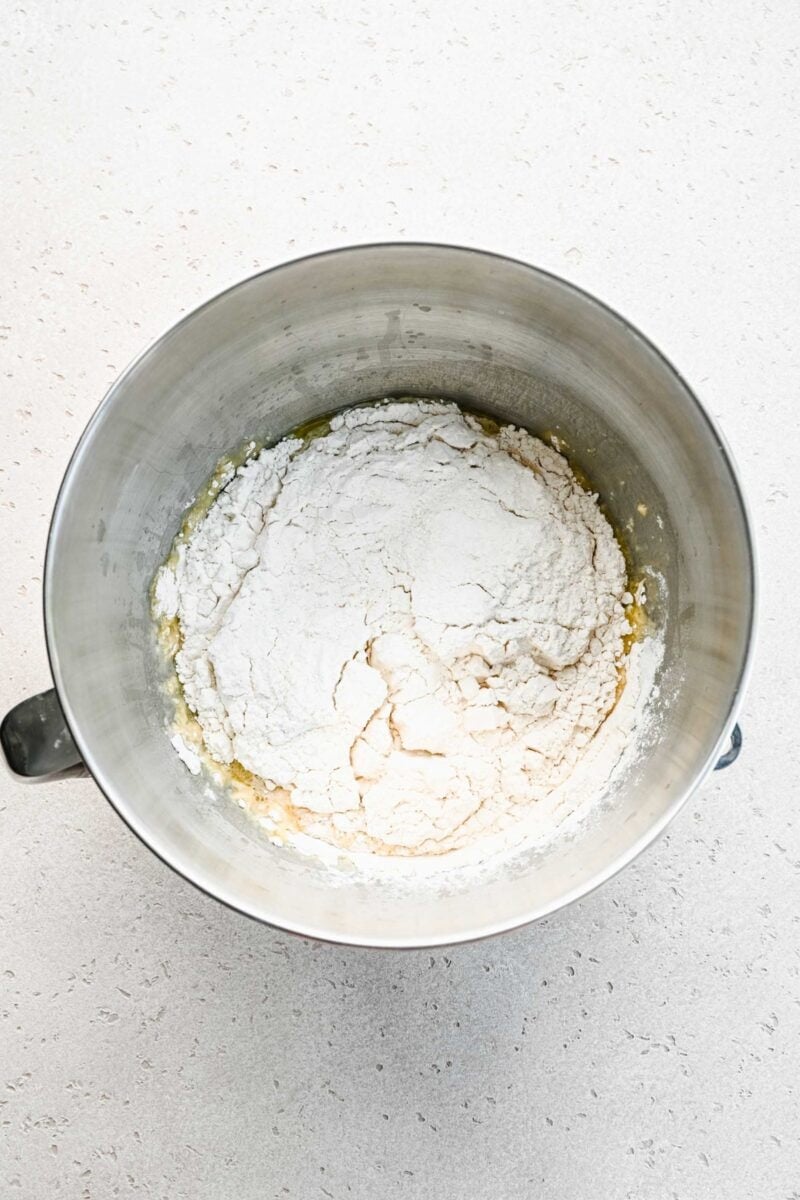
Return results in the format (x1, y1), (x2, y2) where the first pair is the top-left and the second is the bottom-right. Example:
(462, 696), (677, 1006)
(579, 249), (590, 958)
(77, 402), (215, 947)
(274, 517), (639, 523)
(152, 398), (660, 865)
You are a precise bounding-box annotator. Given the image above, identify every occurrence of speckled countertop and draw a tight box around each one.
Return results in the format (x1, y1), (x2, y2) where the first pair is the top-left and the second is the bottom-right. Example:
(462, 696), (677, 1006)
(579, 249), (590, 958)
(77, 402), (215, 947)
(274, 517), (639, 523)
(2, 3), (798, 1197)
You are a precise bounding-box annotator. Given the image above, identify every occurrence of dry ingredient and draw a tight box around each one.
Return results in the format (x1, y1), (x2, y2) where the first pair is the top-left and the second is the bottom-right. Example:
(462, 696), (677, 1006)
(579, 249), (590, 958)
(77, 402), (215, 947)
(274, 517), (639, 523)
(155, 399), (642, 856)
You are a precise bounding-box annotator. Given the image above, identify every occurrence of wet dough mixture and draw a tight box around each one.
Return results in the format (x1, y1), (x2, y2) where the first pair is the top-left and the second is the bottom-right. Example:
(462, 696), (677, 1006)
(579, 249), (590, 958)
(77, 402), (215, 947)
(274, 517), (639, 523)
(154, 399), (634, 856)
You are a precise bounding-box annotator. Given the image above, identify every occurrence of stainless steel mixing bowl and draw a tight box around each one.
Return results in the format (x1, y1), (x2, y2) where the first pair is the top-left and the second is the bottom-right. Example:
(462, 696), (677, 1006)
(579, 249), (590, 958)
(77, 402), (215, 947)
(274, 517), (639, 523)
(2, 244), (755, 947)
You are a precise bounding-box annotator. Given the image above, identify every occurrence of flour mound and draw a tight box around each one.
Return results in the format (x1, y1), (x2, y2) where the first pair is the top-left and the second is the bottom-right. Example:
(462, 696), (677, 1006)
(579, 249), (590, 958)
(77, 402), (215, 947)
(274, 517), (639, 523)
(156, 400), (632, 855)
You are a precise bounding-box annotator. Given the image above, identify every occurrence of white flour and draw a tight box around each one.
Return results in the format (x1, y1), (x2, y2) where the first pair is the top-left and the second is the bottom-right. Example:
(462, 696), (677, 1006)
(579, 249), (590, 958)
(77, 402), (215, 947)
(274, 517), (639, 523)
(155, 399), (645, 857)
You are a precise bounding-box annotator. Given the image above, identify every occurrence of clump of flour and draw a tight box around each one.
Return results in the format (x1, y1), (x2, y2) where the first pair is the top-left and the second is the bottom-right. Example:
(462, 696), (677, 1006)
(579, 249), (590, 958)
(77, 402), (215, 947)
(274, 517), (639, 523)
(154, 399), (645, 856)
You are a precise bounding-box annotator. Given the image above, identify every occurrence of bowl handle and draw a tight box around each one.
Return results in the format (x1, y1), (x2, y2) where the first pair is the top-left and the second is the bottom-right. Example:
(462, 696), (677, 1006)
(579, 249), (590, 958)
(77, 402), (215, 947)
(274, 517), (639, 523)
(714, 723), (743, 771)
(1, 689), (85, 780)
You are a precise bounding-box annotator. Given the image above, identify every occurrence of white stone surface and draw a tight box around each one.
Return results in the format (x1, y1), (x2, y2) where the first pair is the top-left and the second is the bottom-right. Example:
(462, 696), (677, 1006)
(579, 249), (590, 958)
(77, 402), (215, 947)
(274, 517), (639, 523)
(1, 2), (798, 1196)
